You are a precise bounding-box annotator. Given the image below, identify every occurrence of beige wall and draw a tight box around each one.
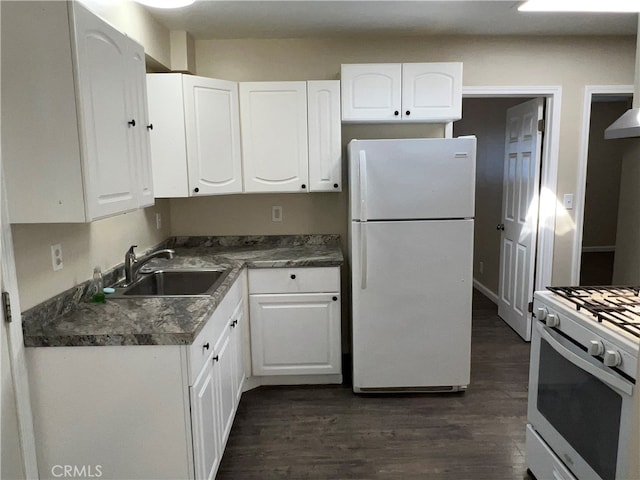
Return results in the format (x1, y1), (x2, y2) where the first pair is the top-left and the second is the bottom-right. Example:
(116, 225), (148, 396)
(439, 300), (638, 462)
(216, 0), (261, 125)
(454, 97), (527, 295)
(189, 35), (636, 286)
(79, 0), (171, 69)
(12, 201), (172, 311)
(612, 140), (640, 284)
(582, 100), (629, 249)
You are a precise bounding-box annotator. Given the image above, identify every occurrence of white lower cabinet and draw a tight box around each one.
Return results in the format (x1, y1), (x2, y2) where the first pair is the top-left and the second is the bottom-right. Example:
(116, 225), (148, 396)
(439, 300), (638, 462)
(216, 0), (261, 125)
(248, 267), (342, 378)
(26, 273), (247, 480)
(188, 277), (246, 480)
(191, 360), (221, 480)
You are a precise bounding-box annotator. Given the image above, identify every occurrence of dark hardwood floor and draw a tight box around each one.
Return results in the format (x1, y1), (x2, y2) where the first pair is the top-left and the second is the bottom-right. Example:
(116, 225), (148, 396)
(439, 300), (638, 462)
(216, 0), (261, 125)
(217, 290), (534, 480)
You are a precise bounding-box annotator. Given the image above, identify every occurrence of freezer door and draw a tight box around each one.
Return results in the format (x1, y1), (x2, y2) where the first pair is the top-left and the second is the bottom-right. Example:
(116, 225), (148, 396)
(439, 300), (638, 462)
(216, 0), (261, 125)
(349, 137), (476, 221)
(351, 219), (473, 390)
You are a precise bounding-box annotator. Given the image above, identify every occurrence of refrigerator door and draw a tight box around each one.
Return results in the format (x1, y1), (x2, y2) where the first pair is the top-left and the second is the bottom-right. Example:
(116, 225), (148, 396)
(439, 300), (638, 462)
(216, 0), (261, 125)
(351, 219), (473, 391)
(349, 137), (476, 221)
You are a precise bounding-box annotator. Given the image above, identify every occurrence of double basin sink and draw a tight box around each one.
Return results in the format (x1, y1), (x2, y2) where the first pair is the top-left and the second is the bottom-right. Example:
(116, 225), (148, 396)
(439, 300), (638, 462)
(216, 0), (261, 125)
(109, 269), (230, 298)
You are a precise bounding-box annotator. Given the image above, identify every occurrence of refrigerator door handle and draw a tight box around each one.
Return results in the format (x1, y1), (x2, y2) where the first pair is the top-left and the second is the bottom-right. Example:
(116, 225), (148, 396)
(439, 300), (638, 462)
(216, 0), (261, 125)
(359, 150), (368, 222)
(360, 222), (367, 289)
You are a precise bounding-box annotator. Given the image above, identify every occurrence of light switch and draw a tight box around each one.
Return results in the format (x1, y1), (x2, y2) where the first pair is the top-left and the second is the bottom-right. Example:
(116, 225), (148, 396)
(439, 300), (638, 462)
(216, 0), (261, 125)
(563, 193), (574, 210)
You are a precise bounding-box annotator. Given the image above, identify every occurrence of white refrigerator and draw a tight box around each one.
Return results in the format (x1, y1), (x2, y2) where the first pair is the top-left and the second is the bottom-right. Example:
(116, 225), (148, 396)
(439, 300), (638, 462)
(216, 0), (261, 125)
(349, 137), (476, 393)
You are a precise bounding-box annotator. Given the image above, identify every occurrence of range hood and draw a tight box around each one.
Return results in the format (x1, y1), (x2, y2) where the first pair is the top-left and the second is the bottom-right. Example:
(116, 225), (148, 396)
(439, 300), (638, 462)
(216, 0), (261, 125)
(605, 14), (640, 139)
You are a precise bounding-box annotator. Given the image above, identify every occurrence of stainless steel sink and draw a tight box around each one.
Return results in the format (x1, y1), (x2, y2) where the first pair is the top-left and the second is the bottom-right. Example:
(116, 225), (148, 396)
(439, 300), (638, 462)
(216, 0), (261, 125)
(109, 269), (230, 298)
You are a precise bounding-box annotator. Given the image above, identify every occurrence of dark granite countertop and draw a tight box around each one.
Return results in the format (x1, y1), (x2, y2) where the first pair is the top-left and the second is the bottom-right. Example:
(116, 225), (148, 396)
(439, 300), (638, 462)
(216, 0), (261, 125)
(22, 235), (343, 348)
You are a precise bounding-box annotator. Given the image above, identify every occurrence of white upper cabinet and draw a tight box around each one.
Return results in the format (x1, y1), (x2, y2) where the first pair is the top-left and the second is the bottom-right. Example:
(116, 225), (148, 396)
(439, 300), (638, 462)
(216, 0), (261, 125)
(307, 81), (342, 192)
(1, 1), (153, 223)
(341, 64), (403, 122)
(240, 82), (310, 193)
(126, 41), (155, 208)
(146, 73), (243, 197)
(402, 63), (463, 122)
(240, 80), (342, 193)
(341, 62), (463, 123)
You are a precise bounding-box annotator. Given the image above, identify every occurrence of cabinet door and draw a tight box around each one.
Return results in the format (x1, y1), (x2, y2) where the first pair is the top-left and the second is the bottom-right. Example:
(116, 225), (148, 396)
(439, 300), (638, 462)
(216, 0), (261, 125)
(249, 293), (341, 376)
(126, 38), (154, 207)
(71, 3), (139, 220)
(183, 76), (243, 196)
(214, 328), (236, 447)
(401, 63), (463, 122)
(146, 73), (190, 198)
(340, 64), (402, 122)
(231, 302), (246, 404)
(190, 360), (221, 480)
(240, 82), (309, 193)
(307, 81), (342, 192)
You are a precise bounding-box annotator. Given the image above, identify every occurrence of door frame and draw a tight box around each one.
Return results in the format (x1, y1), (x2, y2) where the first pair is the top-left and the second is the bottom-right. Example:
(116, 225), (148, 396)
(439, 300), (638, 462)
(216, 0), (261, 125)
(462, 85), (562, 298)
(571, 84), (634, 284)
(1, 177), (39, 479)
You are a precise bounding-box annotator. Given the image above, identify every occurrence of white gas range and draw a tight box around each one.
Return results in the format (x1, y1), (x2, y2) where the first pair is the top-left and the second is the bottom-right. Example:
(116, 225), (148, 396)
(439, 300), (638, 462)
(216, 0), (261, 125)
(526, 286), (639, 480)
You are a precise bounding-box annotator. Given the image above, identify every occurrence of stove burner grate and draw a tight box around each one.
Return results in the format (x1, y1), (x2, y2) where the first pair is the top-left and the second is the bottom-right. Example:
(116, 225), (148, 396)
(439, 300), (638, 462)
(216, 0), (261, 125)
(547, 285), (640, 339)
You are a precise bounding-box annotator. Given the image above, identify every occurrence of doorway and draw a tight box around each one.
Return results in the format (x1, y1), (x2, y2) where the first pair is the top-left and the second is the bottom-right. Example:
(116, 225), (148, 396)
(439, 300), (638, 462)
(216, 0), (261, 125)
(573, 86), (634, 286)
(454, 86), (561, 341)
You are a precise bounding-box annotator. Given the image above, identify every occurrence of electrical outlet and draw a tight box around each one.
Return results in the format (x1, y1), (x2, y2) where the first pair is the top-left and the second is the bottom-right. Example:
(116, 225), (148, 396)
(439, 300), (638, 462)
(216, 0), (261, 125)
(51, 244), (63, 271)
(272, 206), (283, 222)
(156, 213), (162, 230)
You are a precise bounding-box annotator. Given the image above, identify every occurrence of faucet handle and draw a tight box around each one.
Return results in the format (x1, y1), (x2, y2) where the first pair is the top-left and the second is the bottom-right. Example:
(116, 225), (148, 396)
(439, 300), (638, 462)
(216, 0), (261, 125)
(127, 245), (138, 254)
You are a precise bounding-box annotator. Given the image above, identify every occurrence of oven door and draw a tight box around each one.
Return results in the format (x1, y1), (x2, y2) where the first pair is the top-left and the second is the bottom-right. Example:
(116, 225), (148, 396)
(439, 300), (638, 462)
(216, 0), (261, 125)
(528, 321), (635, 480)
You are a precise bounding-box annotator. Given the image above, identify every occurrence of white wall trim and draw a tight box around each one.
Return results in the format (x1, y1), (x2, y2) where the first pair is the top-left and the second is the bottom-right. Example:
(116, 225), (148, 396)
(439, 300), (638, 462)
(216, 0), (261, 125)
(582, 245), (617, 253)
(472, 279), (499, 305)
(463, 85), (561, 293)
(572, 85), (634, 284)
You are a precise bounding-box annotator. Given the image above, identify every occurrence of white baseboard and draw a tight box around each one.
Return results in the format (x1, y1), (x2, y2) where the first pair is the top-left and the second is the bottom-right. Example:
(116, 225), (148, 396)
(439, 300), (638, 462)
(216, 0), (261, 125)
(473, 278), (499, 305)
(582, 245), (616, 253)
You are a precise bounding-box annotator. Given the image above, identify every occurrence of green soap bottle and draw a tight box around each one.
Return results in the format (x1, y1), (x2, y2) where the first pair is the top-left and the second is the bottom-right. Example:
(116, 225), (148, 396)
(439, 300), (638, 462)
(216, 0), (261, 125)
(92, 266), (106, 303)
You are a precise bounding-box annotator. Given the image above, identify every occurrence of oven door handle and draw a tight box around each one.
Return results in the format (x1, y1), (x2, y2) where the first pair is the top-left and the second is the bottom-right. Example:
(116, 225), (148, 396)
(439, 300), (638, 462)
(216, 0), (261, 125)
(540, 326), (633, 396)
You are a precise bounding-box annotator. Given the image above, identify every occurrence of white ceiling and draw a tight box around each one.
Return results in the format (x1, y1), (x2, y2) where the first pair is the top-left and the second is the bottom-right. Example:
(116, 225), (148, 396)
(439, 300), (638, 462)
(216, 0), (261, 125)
(143, 0), (639, 39)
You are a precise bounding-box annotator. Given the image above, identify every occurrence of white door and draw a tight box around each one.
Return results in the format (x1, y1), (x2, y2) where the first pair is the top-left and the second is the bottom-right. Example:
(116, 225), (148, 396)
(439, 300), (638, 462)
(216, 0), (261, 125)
(351, 220), (473, 391)
(72, 3), (138, 220)
(240, 82), (309, 193)
(183, 76), (243, 196)
(349, 138), (476, 221)
(1, 178), (38, 478)
(341, 64), (402, 121)
(498, 98), (544, 341)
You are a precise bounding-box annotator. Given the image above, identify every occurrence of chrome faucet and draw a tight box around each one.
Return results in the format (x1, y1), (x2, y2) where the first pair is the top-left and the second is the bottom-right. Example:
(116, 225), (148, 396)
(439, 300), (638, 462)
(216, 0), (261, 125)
(124, 245), (175, 286)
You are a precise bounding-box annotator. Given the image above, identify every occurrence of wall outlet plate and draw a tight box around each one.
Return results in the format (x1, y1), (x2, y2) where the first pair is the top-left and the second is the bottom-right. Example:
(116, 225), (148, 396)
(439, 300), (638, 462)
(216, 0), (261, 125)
(272, 206), (283, 222)
(51, 244), (63, 271)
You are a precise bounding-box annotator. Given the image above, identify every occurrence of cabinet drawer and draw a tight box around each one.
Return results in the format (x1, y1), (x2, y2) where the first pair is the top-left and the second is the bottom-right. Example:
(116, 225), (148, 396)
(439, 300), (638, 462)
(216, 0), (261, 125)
(248, 267), (339, 294)
(188, 274), (243, 385)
